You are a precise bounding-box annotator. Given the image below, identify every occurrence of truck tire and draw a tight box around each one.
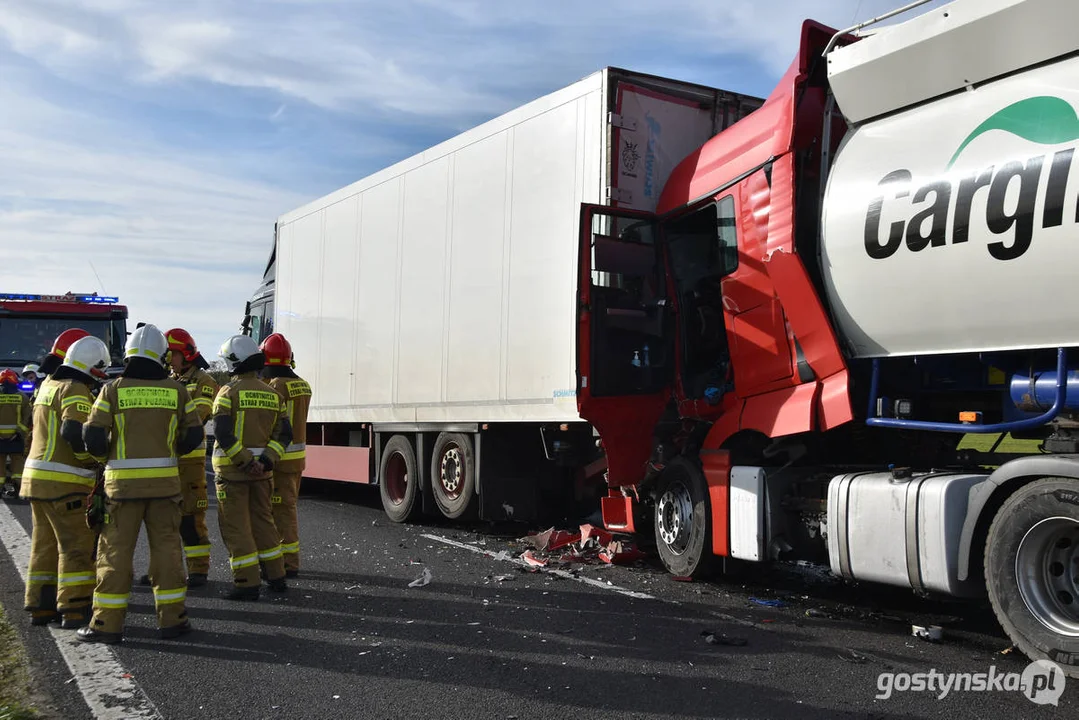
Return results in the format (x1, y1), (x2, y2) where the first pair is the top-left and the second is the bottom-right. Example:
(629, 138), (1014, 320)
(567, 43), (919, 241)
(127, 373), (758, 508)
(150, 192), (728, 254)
(431, 432), (475, 520)
(653, 457), (716, 578)
(984, 477), (1079, 678)
(379, 435), (419, 523)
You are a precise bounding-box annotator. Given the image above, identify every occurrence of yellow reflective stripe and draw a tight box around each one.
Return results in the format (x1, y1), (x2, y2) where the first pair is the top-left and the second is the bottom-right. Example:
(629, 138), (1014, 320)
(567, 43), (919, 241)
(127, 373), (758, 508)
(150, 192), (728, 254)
(116, 414), (126, 459)
(258, 545), (283, 561)
(94, 399), (112, 413)
(22, 468), (96, 487)
(44, 410), (56, 461)
(281, 542), (299, 554)
(181, 446), (207, 459)
(183, 545), (211, 558)
(280, 450), (305, 461)
(61, 395), (88, 409)
(104, 467), (180, 480)
(153, 587), (187, 605)
(28, 573), (57, 584)
(73, 451), (92, 462)
(93, 592), (129, 608)
(224, 441), (243, 458)
(59, 572), (96, 587)
(193, 398), (213, 409)
(17, 421), (28, 433)
(230, 552), (259, 569)
(168, 414), (178, 456)
(215, 396), (233, 410)
(184, 400), (196, 415)
(235, 411), (245, 448)
(267, 440), (285, 456)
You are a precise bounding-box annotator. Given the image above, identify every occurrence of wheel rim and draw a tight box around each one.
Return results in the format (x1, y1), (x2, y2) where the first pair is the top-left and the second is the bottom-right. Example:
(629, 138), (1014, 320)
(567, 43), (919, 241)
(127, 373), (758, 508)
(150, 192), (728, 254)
(657, 480), (693, 555)
(1015, 516), (1079, 637)
(439, 445), (462, 499)
(384, 452), (408, 505)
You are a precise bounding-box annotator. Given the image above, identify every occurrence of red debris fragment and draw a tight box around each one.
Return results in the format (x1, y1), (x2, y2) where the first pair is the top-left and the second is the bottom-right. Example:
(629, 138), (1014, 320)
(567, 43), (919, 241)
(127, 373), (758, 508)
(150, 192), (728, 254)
(521, 550), (548, 567)
(671, 575), (694, 582)
(579, 524), (613, 548)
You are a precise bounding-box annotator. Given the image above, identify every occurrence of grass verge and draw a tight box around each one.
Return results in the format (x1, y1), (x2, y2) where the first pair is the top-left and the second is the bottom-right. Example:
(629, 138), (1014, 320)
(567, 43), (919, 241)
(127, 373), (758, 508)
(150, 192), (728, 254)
(0, 600), (42, 720)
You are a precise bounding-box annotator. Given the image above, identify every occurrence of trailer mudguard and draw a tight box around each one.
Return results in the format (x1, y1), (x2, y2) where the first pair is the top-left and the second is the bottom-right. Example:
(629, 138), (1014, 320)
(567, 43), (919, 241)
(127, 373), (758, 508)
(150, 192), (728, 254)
(957, 454), (1079, 582)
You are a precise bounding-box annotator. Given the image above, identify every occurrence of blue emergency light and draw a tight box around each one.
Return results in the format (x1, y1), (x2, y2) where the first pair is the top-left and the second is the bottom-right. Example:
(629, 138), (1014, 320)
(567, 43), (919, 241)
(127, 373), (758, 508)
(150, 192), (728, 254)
(0, 292), (119, 304)
(18, 382), (34, 393)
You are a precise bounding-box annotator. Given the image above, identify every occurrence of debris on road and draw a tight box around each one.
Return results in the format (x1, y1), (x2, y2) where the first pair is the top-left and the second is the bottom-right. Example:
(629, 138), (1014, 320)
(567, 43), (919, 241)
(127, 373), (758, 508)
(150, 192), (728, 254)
(701, 630), (748, 647)
(513, 524), (648, 568)
(408, 567), (432, 587)
(749, 597), (785, 608)
(838, 649), (869, 664)
(912, 624), (943, 643)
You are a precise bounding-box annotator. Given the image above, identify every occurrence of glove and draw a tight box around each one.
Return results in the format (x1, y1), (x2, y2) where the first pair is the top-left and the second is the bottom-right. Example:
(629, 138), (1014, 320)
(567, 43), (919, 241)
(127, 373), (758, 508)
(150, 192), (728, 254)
(86, 480), (107, 532)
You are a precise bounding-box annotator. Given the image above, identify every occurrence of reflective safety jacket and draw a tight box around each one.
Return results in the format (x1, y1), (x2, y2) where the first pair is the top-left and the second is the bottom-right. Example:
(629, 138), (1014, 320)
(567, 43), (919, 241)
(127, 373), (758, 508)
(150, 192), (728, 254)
(174, 366), (219, 465)
(87, 377), (202, 500)
(0, 386), (31, 444)
(211, 373), (291, 482)
(262, 373), (311, 473)
(20, 377), (97, 500)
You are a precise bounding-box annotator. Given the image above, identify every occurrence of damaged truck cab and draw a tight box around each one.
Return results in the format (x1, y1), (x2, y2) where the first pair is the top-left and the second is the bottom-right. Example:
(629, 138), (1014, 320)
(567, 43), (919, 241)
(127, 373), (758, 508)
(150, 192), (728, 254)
(577, 0), (1079, 675)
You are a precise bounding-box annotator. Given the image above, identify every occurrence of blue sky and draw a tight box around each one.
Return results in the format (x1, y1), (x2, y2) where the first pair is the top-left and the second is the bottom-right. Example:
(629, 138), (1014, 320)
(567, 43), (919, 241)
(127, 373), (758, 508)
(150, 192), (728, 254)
(0, 0), (948, 359)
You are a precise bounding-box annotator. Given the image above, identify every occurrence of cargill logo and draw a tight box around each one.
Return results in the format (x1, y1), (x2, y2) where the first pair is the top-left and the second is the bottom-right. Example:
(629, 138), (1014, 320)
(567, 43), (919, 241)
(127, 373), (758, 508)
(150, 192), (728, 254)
(864, 95), (1079, 262)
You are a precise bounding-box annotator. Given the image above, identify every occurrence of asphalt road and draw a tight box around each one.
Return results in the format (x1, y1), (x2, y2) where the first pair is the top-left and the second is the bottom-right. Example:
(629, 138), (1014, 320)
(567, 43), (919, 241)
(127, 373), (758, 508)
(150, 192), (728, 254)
(1, 478), (1076, 720)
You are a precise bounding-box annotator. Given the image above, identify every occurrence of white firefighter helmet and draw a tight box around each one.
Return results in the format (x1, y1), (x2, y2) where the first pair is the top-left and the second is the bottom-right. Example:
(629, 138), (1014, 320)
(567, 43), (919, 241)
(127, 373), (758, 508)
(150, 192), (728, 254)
(21, 363), (39, 377)
(125, 323), (169, 365)
(218, 335), (261, 373)
(63, 336), (111, 380)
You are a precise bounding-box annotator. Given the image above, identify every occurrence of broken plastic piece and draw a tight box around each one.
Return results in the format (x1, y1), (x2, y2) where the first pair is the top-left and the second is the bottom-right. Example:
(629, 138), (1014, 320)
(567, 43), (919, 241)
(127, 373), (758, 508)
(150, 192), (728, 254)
(911, 624), (943, 642)
(749, 597), (785, 608)
(521, 550), (547, 567)
(408, 567), (432, 587)
(701, 630), (747, 647)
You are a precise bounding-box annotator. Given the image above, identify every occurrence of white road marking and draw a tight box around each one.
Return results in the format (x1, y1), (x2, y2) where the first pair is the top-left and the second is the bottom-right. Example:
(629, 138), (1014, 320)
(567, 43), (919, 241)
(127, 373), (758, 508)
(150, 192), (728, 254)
(0, 500), (164, 720)
(420, 532), (761, 629)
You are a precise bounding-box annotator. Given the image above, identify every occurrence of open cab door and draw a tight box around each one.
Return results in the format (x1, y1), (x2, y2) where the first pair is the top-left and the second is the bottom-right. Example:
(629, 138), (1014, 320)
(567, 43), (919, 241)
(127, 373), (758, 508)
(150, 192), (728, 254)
(577, 203), (676, 491)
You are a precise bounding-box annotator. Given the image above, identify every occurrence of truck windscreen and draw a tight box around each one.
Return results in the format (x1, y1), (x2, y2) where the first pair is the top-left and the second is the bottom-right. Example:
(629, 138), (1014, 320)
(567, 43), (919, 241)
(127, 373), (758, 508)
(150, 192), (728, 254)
(0, 317), (124, 367)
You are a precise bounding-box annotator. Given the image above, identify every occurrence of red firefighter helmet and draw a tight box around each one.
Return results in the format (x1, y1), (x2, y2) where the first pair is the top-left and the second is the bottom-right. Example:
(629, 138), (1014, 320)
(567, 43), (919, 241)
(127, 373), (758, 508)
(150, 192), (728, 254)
(260, 333), (292, 366)
(50, 328), (91, 359)
(165, 328), (200, 362)
(0, 369), (18, 385)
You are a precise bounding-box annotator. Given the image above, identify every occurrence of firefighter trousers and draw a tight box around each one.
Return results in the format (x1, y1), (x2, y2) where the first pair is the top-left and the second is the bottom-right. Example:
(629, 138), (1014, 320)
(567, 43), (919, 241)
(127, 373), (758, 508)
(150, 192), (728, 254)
(215, 477), (285, 587)
(179, 461), (211, 575)
(271, 469), (301, 573)
(2, 452), (24, 486)
(25, 495), (96, 616)
(89, 497), (188, 634)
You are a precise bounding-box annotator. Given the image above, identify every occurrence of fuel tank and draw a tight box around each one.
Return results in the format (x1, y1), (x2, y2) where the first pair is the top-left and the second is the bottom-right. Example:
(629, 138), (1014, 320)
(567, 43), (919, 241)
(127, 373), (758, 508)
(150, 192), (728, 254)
(820, 53), (1079, 359)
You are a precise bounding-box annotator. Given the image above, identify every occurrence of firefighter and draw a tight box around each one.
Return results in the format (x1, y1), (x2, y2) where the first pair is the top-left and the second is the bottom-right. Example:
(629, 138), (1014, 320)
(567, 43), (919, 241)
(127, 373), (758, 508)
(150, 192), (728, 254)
(36, 329), (92, 385)
(21, 364), (40, 385)
(212, 335), (293, 601)
(259, 333), (311, 578)
(19, 335), (109, 629)
(137, 329), (218, 587)
(0, 370), (32, 498)
(76, 324), (204, 644)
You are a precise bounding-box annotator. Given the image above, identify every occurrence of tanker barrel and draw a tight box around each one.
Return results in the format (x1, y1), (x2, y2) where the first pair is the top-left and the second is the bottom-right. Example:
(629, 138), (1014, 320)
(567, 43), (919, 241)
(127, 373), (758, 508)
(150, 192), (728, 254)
(1010, 371), (1079, 413)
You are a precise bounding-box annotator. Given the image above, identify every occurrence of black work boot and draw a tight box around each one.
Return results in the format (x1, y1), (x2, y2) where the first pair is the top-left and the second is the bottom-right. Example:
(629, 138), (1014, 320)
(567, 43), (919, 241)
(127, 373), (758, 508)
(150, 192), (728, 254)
(77, 626), (122, 644)
(186, 573), (208, 587)
(285, 569), (299, 579)
(160, 620), (192, 639)
(139, 574), (152, 586)
(222, 585), (259, 601)
(60, 609), (89, 629)
(30, 610), (59, 626)
(266, 577), (288, 593)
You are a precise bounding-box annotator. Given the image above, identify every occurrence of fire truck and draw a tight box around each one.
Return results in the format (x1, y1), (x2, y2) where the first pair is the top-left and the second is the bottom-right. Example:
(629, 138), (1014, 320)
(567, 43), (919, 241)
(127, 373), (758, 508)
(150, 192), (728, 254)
(0, 293), (129, 378)
(246, 0), (1079, 673)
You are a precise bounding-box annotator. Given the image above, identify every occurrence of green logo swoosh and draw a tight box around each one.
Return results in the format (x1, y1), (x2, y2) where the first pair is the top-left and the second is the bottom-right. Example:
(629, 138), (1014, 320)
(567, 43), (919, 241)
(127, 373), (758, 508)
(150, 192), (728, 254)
(948, 96), (1079, 169)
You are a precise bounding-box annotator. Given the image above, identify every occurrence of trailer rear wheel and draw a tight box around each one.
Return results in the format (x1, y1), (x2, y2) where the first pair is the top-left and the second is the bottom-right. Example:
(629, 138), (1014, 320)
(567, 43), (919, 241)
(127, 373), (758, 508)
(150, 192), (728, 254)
(380, 435), (419, 523)
(431, 432), (475, 520)
(654, 457), (715, 578)
(984, 477), (1079, 678)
